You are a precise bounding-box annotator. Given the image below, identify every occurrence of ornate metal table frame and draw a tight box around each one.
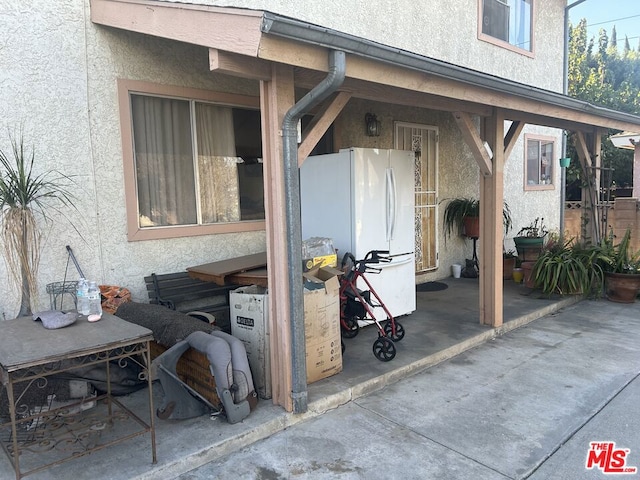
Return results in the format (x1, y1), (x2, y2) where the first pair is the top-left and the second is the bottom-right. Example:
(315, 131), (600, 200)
(0, 314), (156, 480)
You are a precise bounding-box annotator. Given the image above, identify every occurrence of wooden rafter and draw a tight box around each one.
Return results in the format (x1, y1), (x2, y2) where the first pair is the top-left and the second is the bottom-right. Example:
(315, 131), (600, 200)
(209, 49), (271, 81)
(298, 91), (352, 165)
(453, 112), (492, 176)
(504, 121), (524, 161)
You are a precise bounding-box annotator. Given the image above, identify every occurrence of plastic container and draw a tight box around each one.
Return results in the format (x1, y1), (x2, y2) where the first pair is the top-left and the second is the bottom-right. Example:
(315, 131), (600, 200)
(87, 281), (102, 319)
(452, 264), (462, 278)
(76, 278), (90, 315)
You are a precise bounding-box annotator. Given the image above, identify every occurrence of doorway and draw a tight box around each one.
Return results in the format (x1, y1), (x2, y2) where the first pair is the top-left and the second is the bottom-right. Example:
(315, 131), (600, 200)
(394, 122), (439, 273)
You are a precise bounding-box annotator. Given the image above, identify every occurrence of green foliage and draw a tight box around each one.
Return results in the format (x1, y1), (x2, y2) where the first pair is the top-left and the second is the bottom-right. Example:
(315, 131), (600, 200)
(0, 130), (78, 316)
(516, 217), (548, 238)
(441, 198), (512, 239)
(597, 228), (640, 274)
(567, 19), (640, 190)
(532, 238), (603, 296)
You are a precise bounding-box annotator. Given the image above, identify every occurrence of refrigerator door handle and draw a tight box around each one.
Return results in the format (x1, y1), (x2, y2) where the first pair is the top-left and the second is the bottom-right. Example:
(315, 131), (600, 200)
(386, 167), (397, 241)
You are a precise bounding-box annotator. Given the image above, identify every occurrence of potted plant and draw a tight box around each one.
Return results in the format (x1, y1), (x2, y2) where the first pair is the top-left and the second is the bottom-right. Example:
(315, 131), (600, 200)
(0, 131), (77, 317)
(531, 238), (603, 296)
(597, 228), (640, 303)
(514, 217), (548, 262)
(442, 198), (512, 240)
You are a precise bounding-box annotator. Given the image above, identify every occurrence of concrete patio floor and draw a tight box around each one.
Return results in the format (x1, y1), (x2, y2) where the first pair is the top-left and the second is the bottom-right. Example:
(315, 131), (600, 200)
(0, 278), (581, 480)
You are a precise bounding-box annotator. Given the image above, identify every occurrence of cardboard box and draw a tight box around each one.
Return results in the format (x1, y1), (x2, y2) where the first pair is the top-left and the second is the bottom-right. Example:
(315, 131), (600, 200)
(303, 266), (343, 383)
(229, 285), (271, 399)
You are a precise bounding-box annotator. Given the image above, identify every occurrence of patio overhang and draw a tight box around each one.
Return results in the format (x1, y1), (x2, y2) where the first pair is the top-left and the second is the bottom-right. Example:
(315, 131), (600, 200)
(90, 0), (640, 412)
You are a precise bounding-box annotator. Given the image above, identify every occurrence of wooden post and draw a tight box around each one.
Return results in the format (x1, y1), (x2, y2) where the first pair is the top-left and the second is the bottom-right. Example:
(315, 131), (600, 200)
(260, 64), (295, 411)
(479, 109), (504, 327)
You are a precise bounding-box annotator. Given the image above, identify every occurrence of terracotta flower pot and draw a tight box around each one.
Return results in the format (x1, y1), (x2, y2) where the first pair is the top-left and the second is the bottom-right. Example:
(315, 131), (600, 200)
(503, 256), (516, 280)
(605, 272), (640, 303)
(463, 216), (479, 238)
(521, 261), (536, 289)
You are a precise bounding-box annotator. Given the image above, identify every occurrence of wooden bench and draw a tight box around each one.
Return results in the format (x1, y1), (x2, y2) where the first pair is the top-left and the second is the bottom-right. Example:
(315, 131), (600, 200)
(144, 272), (236, 327)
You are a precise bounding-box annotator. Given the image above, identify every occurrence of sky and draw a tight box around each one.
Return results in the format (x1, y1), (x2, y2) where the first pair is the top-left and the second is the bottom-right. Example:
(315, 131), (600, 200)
(569, 0), (640, 50)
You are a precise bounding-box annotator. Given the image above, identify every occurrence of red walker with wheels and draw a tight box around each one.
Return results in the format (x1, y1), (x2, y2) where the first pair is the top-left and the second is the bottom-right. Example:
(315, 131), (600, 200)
(339, 250), (405, 361)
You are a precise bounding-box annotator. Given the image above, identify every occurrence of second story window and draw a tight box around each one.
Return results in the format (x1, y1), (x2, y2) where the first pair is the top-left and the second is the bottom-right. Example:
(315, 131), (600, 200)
(525, 135), (555, 190)
(480, 0), (533, 53)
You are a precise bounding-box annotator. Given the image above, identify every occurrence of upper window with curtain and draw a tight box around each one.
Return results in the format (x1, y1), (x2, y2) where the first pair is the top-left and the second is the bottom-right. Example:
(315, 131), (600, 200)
(119, 81), (265, 241)
(524, 134), (555, 190)
(479, 0), (533, 54)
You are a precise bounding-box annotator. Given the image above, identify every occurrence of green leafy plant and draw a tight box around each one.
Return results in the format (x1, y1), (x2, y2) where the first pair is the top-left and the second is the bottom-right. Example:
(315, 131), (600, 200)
(597, 228), (640, 275)
(442, 198), (512, 239)
(0, 130), (78, 317)
(516, 217), (548, 238)
(532, 238), (603, 296)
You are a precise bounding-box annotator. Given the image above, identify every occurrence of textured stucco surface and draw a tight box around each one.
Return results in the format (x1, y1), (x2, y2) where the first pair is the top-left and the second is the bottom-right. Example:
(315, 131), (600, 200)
(0, 0), (563, 318)
(167, 0), (566, 91)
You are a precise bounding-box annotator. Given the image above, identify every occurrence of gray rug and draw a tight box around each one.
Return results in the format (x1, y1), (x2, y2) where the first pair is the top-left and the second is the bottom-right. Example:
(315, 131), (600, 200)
(416, 282), (449, 292)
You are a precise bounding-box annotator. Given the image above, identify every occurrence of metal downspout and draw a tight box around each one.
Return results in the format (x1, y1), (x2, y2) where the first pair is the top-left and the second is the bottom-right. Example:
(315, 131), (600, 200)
(282, 49), (346, 413)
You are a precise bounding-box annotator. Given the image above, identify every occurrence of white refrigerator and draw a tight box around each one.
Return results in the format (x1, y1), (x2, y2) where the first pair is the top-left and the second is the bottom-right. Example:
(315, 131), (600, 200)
(300, 147), (416, 319)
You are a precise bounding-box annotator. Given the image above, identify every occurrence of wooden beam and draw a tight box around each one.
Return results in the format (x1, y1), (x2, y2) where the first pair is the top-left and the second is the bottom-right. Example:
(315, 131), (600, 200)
(259, 36), (640, 132)
(209, 49), (271, 80)
(479, 109), (505, 328)
(453, 112), (492, 176)
(575, 131), (593, 167)
(260, 64), (295, 412)
(90, 0), (263, 56)
(298, 91), (352, 165)
(294, 70), (493, 116)
(504, 121), (525, 161)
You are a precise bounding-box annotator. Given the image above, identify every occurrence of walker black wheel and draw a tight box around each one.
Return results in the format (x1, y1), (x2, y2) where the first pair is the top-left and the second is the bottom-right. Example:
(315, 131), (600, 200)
(383, 320), (405, 341)
(372, 336), (396, 362)
(341, 317), (359, 338)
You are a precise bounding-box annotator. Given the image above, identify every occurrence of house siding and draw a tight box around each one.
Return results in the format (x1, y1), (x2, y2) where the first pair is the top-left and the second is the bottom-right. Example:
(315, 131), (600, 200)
(166, 0), (566, 91)
(0, 0), (563, 318)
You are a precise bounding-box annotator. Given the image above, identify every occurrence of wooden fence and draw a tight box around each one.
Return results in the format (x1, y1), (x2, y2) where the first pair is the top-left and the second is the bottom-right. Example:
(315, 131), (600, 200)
(564, 197), (640, 251)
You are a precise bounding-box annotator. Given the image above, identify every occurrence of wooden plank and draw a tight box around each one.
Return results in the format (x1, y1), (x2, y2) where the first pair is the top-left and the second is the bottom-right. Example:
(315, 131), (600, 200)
(91, 0), (263, 56)
(186, 252), (267, 285)
(227, 267), (269, 287)
(294, 70), (493, 117)
(209, 49), (272, 81)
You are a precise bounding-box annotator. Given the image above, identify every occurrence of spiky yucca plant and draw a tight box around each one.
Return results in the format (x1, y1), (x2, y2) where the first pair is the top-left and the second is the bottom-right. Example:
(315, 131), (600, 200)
(0, 132), (76, 317)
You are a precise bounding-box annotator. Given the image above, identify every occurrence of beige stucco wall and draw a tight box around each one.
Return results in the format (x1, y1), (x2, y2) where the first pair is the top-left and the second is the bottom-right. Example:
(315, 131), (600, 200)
(0, 0), (563, 318)
(170, 0), (567, 92)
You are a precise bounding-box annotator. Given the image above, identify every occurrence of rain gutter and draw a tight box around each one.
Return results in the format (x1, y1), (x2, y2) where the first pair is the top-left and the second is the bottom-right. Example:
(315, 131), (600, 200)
(280, 49), (346, 414)
(261, 12), (640, 127)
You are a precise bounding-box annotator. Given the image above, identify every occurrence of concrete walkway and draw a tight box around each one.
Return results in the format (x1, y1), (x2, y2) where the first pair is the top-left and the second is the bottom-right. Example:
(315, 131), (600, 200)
(177, 299), (640, 479)
(0, 280), (605, 479)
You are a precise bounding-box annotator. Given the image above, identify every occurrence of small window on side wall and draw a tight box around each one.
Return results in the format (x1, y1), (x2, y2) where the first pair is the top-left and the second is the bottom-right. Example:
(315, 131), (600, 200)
(480, 0), (533, 54)
(525, 135), (555, 190)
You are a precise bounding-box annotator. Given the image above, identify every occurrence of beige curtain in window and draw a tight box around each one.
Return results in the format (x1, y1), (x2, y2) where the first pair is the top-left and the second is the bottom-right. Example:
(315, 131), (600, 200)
(131, 95), (197, 226)
(196, 103), (240, 223)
